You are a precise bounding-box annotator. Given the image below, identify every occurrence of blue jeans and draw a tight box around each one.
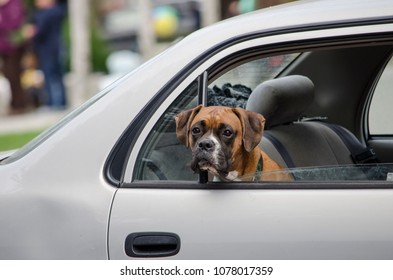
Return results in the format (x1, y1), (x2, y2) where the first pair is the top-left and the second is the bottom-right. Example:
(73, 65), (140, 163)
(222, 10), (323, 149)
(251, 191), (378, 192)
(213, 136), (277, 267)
(38, 50), (66, 108)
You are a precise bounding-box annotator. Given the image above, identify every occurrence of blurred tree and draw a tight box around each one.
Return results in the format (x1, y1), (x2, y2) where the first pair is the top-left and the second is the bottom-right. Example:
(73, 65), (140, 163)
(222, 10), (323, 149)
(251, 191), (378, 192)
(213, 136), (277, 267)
(220, 0), (298, 19)
(63, 17), (110, 73)
(64, 0), (110, 73)
(89, 0), (110, 73)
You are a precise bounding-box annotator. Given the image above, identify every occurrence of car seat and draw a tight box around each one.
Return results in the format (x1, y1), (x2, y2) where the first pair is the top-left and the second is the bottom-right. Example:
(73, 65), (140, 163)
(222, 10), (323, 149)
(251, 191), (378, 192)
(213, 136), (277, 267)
(246, 75), (377, 175)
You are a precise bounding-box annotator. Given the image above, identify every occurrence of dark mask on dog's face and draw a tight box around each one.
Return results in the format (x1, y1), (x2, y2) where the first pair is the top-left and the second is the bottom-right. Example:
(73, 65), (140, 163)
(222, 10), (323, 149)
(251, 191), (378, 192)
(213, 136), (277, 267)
(188, 116), (235, 178)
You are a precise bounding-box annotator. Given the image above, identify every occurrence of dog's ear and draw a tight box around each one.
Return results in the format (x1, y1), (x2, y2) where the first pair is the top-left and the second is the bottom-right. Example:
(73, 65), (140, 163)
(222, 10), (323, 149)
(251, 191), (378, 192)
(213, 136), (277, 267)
(233, 108), (266, 152)
(175, 105), (203, 147)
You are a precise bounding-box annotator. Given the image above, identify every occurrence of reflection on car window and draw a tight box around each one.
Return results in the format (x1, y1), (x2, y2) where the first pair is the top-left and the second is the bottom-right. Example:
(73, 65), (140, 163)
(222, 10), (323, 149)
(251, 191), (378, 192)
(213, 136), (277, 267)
(239, 164), (393, 182)
(208, 54), (299, 108)
(134, 80), (199, 181)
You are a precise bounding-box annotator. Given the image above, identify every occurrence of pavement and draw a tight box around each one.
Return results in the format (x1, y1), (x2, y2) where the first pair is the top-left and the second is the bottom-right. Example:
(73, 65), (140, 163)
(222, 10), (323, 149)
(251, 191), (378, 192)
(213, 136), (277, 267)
(0, 72), (104, 135)
(0, 108), (70, 134)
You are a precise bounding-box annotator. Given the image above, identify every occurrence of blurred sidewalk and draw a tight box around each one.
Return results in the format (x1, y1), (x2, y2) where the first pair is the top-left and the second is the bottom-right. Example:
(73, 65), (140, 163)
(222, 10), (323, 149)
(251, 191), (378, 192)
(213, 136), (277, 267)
(0, 73), (103, 135)
(0, 108), (69, 134)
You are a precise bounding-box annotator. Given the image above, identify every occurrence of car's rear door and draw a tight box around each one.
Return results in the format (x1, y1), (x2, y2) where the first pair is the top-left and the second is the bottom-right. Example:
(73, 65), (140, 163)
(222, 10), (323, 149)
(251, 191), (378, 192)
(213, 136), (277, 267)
(107, 17), (393, 260)
(108, 181), (393, 259)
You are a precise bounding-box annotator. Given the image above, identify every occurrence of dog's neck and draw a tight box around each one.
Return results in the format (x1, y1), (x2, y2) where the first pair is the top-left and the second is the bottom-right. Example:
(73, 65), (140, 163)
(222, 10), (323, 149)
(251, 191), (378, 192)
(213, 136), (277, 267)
(231, 148), (262, 178)
(214, 149), (263, 181)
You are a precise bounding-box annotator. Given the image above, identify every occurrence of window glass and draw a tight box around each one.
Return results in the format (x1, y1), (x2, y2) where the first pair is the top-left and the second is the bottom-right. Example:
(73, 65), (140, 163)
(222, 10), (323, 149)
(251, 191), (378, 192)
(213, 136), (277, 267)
(208, 54), (299, 108)
(369, 56), (393, 135)
(134, 80), (199, 181)
(244, 164), (393, 182)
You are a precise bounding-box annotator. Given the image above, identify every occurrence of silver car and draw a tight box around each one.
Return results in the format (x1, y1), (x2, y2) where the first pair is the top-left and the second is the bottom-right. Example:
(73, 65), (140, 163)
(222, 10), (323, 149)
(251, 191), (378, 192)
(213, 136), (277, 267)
(1, 0), (393, 259)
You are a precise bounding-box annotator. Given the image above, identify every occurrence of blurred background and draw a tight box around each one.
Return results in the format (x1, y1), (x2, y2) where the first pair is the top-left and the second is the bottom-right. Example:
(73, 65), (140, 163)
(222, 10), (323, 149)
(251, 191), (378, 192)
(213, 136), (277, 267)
(0, 0), (296, 151)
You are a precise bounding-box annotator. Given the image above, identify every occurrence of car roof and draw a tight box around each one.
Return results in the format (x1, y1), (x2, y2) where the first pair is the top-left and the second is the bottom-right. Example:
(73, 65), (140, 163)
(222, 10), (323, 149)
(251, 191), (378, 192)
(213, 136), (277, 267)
(219, 0), (393, 30)
(181, 0), (393, 46)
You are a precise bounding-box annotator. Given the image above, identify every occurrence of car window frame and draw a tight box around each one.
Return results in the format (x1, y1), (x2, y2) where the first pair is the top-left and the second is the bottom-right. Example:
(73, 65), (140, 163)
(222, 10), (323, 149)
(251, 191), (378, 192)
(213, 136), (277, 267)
(115, 21), (393, 189)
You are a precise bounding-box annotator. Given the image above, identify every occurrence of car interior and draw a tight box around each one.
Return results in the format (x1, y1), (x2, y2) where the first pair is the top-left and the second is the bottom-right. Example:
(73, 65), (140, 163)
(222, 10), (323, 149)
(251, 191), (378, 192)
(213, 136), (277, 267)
(246, 75), (379, 180)
(247, 75), (370, 166)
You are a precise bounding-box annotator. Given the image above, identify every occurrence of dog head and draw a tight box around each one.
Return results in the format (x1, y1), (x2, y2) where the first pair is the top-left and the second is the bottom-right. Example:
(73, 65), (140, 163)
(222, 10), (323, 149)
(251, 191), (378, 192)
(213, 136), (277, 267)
(175, 105), (265, 180)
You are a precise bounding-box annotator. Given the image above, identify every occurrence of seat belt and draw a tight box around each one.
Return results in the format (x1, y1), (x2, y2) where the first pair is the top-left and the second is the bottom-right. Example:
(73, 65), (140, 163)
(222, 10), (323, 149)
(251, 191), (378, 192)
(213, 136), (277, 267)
(316, 122), (378, 164)
(264, 131), (296, 168)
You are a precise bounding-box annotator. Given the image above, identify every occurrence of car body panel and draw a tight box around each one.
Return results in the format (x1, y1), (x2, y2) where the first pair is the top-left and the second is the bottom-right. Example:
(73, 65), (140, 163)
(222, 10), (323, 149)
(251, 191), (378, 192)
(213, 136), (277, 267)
(0, 98), (119, 258)
(0, 86), (130, 258)
(0, 150), (15, 161)
(109, 184), (393, 259)
(109, 0), (393, 260)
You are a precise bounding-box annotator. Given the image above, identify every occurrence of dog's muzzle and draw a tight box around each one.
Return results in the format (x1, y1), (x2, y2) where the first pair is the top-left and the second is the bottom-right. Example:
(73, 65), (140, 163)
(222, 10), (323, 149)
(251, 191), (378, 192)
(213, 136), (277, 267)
(198, 138), (215, 152)
(191, 137), (229, 178)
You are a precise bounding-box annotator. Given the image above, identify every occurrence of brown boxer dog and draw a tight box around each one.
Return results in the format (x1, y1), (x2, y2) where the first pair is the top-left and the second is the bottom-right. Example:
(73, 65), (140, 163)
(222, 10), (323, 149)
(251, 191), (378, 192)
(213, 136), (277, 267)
(175, 105), (291, 181)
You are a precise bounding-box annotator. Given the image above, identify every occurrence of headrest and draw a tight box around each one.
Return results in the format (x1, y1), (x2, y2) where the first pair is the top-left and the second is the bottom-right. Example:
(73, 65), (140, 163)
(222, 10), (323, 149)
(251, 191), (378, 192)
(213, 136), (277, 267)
(246, 75), (314, 129)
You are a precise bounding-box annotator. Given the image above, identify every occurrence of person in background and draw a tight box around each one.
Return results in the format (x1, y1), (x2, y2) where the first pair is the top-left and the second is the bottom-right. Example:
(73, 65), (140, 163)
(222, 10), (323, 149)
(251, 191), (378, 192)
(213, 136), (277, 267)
(20, 50), (44, 107)
(27, 0), (67, 109)
(0, 0), (30, 114)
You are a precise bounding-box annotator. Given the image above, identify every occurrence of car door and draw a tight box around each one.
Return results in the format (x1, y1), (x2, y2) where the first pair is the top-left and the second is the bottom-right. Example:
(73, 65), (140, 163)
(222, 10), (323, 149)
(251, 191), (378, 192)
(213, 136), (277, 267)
(109, 183), (393, 259)
(107, 25), (393, 260)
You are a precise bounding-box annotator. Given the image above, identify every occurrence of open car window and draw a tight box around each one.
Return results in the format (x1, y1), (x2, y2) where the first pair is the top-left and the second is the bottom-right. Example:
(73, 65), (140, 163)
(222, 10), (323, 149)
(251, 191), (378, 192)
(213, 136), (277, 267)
(133, 42), (393, 184)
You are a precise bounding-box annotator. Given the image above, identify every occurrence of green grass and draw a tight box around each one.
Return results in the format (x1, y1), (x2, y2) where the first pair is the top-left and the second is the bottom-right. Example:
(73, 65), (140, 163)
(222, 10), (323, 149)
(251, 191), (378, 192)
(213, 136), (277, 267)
(0, 131), (42, 151)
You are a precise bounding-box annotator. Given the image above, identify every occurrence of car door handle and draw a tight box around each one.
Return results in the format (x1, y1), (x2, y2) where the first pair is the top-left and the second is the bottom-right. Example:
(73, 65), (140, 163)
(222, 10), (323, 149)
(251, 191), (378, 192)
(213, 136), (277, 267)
(125, 232), (181, 258)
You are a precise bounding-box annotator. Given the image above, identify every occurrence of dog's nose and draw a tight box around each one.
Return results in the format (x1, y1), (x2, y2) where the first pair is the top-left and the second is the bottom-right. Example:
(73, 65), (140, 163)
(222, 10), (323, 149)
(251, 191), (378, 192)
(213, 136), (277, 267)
(198, 139), (215, 151)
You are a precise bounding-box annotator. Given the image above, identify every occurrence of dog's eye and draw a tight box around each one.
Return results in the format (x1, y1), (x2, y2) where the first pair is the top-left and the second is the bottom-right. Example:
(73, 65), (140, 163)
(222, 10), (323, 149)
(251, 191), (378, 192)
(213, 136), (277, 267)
(223, 129), (232, 137)
(192, 127), (201, 135)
